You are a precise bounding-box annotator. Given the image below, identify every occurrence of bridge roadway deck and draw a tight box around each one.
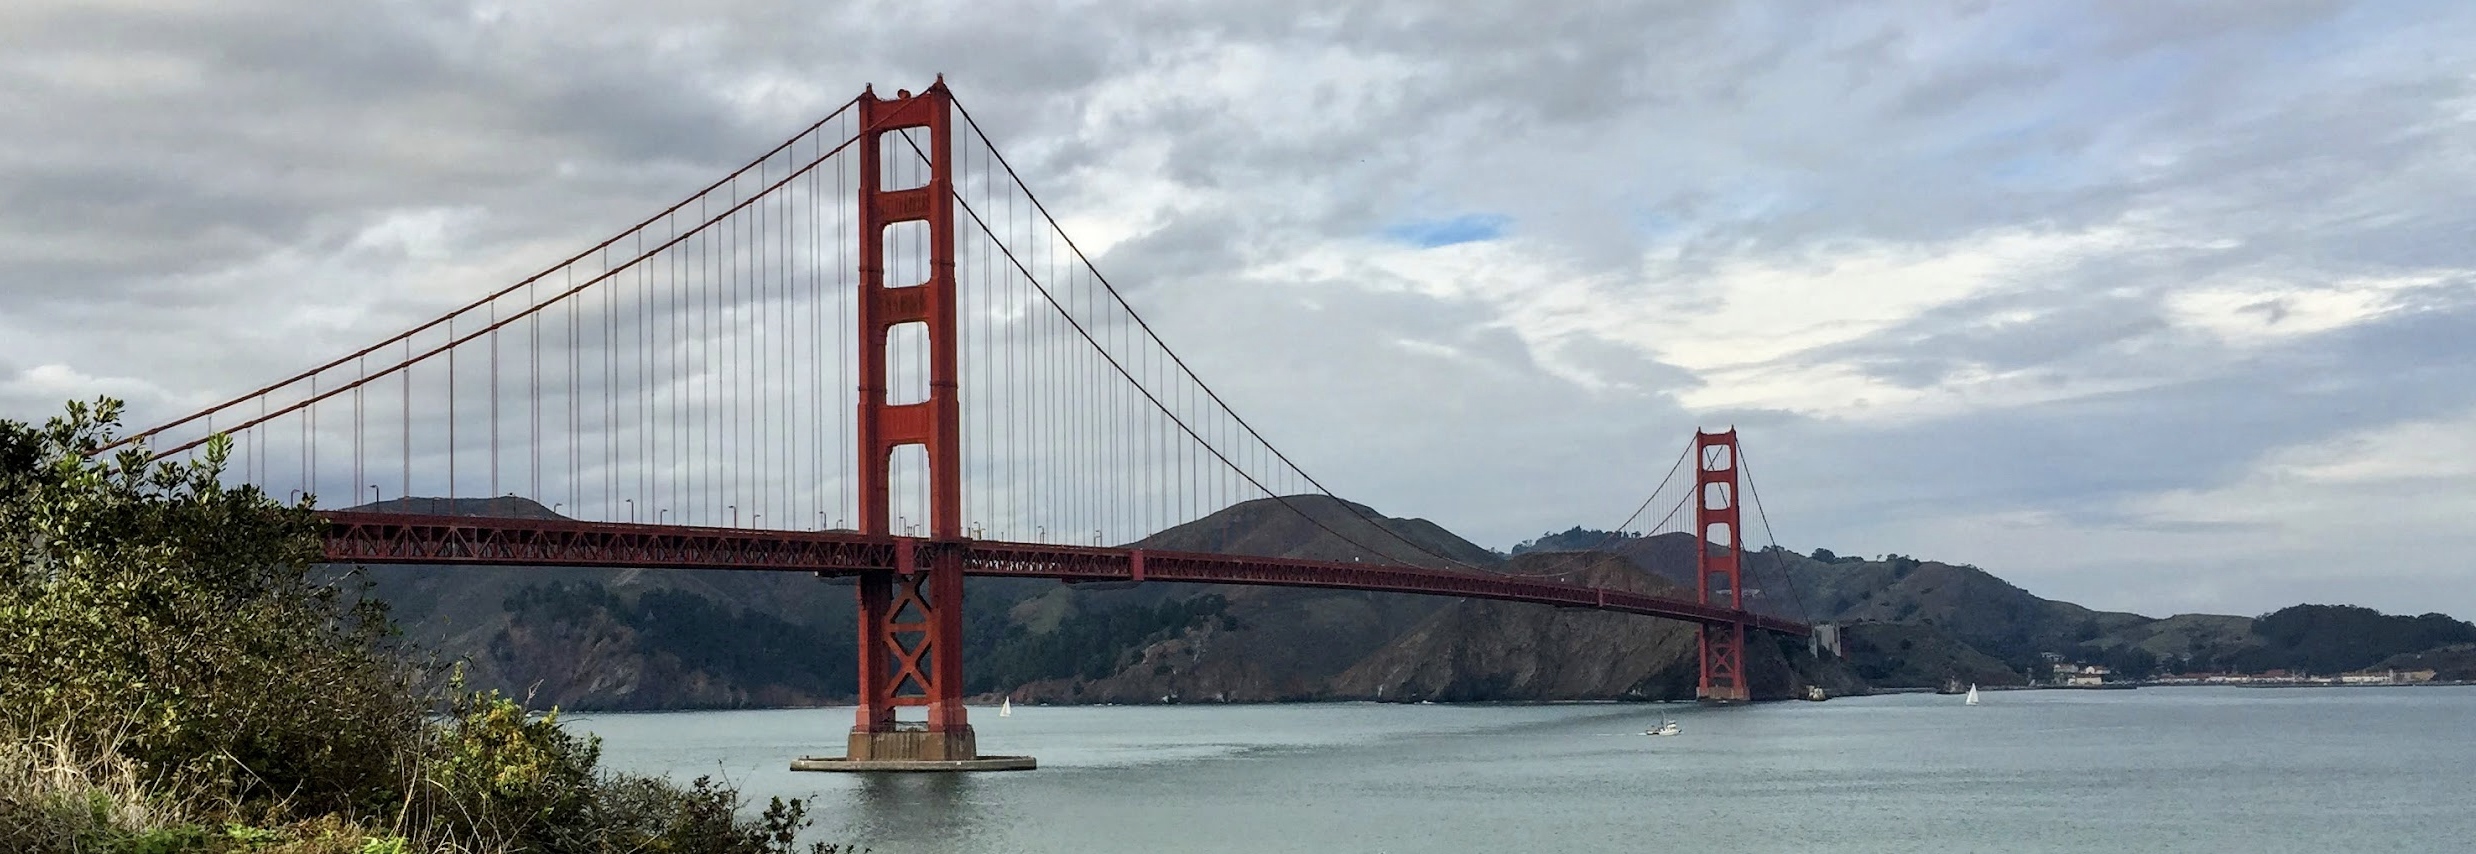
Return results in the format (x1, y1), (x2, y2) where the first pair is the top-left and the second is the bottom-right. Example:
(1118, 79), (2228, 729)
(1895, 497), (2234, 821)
(319, 511), (1809, 636)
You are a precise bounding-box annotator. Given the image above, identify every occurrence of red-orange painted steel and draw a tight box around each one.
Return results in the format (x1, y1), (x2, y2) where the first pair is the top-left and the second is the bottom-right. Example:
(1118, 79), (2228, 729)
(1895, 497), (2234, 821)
(316, 511), (1809, 637)
(853, 81), (969, 737)
(1694, 429), (1750, 702)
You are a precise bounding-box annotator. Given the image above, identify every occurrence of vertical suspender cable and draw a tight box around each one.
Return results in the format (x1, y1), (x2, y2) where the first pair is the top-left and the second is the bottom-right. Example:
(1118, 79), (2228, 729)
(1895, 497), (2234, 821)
(530, 279), (540, 505)
(401, 338), (409, 506)
(447, 315), (456, 506)
(489, 301), (499, 503)
(752, 156), (762, 522)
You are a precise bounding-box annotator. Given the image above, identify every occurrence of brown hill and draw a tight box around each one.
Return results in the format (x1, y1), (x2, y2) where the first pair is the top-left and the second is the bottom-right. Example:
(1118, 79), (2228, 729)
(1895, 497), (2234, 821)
(1007, 495), (1502, 703)
(1131, 494), (1503, 567)
(1536, 534), (2267, 683)
(340, 496), (865, 709)
(342, 494), (1845, 708)
(1836, 622), (2028, 689)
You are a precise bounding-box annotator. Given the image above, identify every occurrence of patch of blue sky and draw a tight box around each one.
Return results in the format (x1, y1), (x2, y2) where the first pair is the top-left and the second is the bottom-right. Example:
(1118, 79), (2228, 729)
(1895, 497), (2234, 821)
(1383, 213), (1510, 248)
(1631, 209), (1691, 242)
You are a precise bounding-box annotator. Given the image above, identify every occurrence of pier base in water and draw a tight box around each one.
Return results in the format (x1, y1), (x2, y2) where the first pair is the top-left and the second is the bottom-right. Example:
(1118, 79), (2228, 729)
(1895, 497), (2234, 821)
(1697, 686), (1751, 704)
(789, 755), (1037, 772)
(789, 726), (1036, 772)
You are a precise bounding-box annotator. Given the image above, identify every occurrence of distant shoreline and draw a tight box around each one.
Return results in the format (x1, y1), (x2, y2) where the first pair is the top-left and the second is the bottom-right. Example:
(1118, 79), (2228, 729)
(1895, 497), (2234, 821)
(552, 681), (2476, 716)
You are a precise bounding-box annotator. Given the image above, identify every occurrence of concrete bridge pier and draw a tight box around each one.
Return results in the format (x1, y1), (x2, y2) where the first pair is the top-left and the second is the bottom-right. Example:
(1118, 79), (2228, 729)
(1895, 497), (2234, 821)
(792, 724), (1034, 772)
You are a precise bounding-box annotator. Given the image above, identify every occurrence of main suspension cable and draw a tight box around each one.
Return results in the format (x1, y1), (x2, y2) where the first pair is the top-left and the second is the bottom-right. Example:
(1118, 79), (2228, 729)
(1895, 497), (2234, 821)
(945, 96), (1482, 570)
(1736, 443), (1814, 627)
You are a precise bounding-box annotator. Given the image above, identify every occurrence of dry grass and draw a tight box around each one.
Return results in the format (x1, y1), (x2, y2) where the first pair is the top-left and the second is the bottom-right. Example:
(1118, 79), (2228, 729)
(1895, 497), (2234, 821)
(0, 720), (200, 852)
(0, 719), (476, 854)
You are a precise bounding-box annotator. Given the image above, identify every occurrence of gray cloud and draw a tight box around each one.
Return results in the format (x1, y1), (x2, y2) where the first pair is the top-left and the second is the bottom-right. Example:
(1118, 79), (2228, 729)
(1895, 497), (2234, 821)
(6, 0), (2476, 618)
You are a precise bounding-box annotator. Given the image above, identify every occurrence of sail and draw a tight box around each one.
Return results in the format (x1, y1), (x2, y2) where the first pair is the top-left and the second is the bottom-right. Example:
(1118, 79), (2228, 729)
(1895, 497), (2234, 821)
(1000, 698), (1013, 717)
(1964, 685), (1980, 706)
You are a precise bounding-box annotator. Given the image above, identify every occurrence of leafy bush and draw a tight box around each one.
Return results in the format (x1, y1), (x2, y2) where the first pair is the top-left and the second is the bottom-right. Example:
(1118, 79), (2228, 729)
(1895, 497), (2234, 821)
(424, 688), (604, 850)
(1, 400), (858, 854)
(0, 399), (425, 814)
(420, 687), (846, 854)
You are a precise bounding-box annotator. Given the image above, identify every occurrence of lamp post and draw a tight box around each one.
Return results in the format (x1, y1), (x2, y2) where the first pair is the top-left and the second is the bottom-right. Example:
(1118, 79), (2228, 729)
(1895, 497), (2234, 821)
(625, 499), (635, 523)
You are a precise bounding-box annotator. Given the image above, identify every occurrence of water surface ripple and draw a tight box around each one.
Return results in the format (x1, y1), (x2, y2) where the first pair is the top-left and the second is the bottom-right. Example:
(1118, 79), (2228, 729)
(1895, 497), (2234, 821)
(573, 687), (2476, 853)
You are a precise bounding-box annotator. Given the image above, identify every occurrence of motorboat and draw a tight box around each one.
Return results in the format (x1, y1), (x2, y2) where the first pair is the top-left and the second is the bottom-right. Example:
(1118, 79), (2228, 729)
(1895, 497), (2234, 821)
(1644, 718), (1681, 737)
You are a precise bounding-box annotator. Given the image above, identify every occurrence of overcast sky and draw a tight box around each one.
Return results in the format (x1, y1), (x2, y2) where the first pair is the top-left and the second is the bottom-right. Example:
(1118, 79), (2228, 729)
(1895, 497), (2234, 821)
(5, 1), (2473, 619)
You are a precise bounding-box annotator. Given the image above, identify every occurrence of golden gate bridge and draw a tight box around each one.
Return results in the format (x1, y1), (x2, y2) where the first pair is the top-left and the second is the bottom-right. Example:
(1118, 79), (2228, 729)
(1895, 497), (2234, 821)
(98, 79), (1810, 771)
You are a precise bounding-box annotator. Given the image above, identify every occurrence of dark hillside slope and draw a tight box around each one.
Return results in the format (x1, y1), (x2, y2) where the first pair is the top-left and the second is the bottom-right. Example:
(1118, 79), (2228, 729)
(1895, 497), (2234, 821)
(346, 493), (1515, 708)
(1560, 534), (2257, 682)
(2229, 605), (2476, 674)
(1006, 495), (1503, 703)
(1331, 552), (1860, 702)
(1837, 622), (2026, 689)
(341, 496), (882, 708)
(1133, 494), (1502, 567)
(2376, 644), (2476, 680)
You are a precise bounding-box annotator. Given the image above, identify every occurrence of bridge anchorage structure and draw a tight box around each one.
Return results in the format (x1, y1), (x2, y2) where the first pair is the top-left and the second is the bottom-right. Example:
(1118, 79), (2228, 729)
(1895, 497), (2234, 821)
(105, 77), (1813, 774)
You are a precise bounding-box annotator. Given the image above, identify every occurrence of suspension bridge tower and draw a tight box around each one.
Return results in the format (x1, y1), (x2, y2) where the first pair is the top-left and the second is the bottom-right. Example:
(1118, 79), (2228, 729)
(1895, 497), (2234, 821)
(1696, 429), (1751, 703)
(796, 80), (1032, 772)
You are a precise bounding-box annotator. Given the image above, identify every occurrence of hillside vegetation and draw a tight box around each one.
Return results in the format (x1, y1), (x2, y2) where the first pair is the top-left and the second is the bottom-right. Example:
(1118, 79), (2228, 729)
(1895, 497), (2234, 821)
(2233, 605), (2476, 674)
(1528, 531), (2475, 686)
(353, 496), (2473, 711)
(374, 496), (1862, 707)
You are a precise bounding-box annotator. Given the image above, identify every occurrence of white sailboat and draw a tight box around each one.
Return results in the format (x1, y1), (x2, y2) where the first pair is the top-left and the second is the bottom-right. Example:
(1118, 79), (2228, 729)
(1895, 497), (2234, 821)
(999, 697), (1013, 718)
(1643, 718), (1680, 737)
(1963, 684), (1980, 706)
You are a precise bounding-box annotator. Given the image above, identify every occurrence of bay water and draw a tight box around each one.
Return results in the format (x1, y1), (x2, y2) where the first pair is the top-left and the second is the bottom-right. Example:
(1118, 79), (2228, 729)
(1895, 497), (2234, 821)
(573, 687), (2476, 853)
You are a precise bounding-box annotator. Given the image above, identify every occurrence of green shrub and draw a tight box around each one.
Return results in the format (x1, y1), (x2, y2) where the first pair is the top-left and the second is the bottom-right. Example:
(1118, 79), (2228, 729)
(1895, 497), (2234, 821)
(0, 400), (427, 816)
(422, 686), (601, 851)
(2, 400), (859, 854)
